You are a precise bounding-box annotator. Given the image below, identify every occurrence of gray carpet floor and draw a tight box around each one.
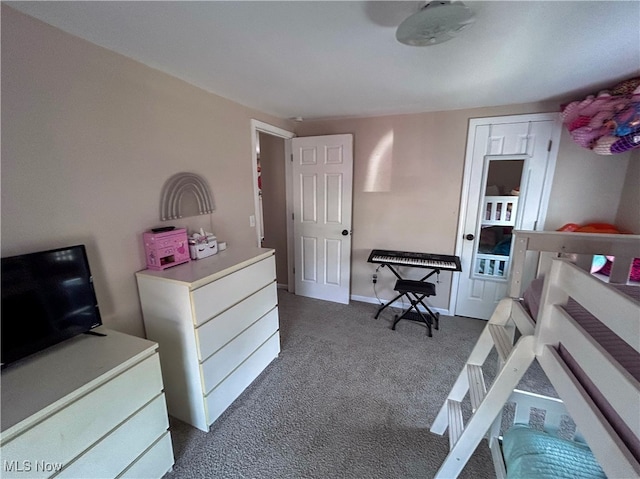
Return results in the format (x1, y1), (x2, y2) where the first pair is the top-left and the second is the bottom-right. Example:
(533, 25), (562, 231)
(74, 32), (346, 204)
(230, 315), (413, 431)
(163, 290), (553, 479)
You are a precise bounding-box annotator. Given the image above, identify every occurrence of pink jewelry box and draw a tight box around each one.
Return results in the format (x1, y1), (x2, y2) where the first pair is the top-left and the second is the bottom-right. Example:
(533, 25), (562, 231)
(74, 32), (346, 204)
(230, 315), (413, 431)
(143, 228), (190, 270)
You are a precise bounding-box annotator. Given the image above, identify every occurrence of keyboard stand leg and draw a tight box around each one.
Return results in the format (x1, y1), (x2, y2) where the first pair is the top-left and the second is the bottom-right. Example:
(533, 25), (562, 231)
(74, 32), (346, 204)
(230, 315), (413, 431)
(392, 294), (434, 337)
(374, 292), (404, 319)
(416, 298), (440, 330)
(415, 307), (433, 337)
(391, 309), (427, 332)
(391, 313), (403, 331)
(391, 290), (444, 336)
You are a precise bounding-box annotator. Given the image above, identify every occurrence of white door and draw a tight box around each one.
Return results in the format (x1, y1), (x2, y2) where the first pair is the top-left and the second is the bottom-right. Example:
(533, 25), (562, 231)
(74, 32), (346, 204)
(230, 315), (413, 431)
(292, 134), (353, 304)
(453, 114), (560, 319)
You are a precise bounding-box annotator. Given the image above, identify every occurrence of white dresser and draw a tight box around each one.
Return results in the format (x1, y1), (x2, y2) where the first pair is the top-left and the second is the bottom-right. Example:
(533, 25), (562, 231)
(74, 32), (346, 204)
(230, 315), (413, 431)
(0, 328), (174, 479)
(135, 247), (280, 432)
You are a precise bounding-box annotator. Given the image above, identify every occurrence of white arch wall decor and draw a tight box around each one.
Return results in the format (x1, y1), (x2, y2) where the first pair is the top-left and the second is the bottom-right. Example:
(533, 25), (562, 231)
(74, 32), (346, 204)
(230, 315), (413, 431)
(160, 172), (215, 221)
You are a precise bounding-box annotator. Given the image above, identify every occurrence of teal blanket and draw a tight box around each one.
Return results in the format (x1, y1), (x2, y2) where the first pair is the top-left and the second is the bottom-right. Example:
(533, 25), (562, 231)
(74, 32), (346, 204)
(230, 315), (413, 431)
(502, 425), (606, 479)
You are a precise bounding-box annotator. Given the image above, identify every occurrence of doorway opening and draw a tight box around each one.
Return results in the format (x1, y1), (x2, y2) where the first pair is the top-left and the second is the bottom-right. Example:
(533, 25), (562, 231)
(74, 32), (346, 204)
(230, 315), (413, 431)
(250, 121), (354, 304)
(250, 120), (295, 291)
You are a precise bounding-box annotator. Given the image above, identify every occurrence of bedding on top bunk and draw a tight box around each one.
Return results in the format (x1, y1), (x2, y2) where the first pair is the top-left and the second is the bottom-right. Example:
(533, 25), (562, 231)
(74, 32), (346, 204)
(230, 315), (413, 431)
(502, 424), (606, 479)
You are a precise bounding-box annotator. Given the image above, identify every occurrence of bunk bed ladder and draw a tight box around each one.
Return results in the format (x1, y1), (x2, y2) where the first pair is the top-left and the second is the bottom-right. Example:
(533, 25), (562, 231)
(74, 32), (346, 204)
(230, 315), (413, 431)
(430, 298), (536, 479)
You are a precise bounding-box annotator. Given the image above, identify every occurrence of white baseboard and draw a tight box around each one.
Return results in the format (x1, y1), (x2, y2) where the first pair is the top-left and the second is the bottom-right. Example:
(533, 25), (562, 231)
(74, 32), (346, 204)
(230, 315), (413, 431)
(350, 294), (450, 316)
(277, 283), (288, 289)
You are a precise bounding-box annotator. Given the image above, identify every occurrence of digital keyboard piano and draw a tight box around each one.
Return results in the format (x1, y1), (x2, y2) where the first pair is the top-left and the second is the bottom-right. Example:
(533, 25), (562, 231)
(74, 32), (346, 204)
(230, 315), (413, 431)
(367, 249), (461, 272)
(367, 249), (462, 336)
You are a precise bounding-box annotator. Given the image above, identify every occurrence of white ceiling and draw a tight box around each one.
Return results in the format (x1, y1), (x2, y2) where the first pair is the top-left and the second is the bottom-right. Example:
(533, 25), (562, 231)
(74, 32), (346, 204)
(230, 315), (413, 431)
(8, 1), (640, 120)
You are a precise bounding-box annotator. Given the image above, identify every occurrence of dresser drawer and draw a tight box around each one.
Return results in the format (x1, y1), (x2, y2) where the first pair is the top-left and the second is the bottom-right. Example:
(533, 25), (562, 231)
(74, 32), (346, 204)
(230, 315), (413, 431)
(196, 282), (277, 360)
(192, 255), (275, 325)
(1, 354), (163, 479)
(119, 431), (174, 479)
(205, 332), (280, 425)
(201, 307), (279, 394)
(56, 394), (170, 479)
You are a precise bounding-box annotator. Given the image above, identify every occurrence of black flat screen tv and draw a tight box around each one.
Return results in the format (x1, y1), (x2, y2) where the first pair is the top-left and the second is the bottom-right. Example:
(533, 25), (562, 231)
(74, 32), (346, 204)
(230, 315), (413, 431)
(1, 244), (103, 367)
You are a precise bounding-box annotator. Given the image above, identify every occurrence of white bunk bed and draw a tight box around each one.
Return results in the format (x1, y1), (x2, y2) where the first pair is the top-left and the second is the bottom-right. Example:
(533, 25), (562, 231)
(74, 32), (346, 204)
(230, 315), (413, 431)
(431, 230), (640, 478)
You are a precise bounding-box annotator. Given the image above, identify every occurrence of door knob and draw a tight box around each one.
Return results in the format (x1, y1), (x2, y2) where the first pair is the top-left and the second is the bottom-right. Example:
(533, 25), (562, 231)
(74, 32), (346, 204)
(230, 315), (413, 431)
(341, 229), (349, 236)
(465, 234), (475, 241)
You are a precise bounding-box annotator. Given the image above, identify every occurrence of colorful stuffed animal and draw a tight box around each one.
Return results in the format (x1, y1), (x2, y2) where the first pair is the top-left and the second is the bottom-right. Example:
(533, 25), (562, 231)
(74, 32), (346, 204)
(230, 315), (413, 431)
(561, 77), (640, 154)
(612, 101), (640, 137)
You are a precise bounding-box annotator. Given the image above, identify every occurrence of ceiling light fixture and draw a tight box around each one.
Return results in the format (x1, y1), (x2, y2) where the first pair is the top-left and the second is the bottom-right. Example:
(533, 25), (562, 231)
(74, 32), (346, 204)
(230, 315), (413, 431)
(396, 1), (476, 46)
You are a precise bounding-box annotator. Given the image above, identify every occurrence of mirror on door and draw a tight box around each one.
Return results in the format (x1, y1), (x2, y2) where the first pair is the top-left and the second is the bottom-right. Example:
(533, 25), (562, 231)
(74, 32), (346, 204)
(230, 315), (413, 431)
(474, 159), (524, 280)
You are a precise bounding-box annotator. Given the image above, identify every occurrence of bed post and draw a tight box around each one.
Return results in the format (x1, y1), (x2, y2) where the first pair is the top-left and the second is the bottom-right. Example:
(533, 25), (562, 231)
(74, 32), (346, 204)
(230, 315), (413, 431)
(609, 254), (635, 283)
(533, 259), (569, 354)
(509, 234), (529, 298)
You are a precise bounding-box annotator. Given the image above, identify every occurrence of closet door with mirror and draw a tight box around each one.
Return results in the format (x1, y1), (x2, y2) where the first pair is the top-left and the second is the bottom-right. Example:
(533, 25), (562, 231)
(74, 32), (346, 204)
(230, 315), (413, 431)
(453, 114), (560, 320)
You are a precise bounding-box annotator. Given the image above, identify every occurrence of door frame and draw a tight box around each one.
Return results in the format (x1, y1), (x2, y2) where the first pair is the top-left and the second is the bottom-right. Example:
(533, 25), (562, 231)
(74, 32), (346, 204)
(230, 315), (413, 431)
(250, 120), (296, 292)
(448, 112), (562, 315)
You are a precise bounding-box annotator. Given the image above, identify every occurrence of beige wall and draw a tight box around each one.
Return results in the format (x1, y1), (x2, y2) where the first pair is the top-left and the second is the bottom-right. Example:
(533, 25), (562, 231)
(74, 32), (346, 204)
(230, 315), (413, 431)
(295, 107), (631, 310)
(1, 7), (294, 336)
(2, 6), (633, 335)
(259, 133), (288, 284)
(616, 149), (640, 233)
(544, 129), (630, 230)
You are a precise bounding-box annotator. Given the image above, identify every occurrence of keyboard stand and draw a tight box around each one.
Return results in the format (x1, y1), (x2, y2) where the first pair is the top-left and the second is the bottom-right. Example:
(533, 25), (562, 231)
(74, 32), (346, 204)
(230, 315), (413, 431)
(391, 279), (439, 336)
(374, 264), (441, 336)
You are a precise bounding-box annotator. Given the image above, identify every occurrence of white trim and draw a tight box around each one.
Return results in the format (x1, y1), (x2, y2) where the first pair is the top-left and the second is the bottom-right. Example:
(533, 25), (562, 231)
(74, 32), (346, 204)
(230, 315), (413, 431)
(350, 294), (451, 317)
(468, 112), (559, 125)
(249, 119), (296, 293)
(449, 120), (483, 317)
(536, 115), (562, 229)
(284, 139), (294, 294)
(251, 119), (295, 140)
